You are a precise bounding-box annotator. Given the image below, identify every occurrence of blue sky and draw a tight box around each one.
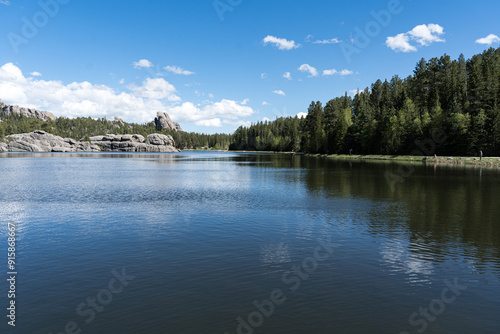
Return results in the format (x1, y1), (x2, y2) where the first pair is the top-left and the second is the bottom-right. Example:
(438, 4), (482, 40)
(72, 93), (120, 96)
(1, 0), (499, 134)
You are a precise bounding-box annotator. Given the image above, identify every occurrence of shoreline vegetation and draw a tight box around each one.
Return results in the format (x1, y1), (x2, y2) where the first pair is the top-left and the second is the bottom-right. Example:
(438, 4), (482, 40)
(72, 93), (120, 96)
(232, 150), (500, 168)
(318, 153), (500, 167)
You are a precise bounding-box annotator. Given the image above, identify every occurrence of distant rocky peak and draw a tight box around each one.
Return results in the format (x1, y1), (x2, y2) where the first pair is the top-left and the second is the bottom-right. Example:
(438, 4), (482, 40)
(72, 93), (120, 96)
(154, 111), (183, 132)
(1, 103), (56, 122)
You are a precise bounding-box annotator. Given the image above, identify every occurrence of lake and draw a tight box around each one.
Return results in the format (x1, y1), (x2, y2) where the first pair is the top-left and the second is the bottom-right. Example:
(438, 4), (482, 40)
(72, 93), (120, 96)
(0, 152), (499, 334)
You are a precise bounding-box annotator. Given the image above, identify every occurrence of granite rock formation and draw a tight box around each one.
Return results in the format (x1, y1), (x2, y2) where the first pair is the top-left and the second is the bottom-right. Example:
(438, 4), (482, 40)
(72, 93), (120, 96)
(1, 104), (56, 122)
(0, 131), (179, 153)
(89, 133), (179, 152)
(154, 112), (183, 132)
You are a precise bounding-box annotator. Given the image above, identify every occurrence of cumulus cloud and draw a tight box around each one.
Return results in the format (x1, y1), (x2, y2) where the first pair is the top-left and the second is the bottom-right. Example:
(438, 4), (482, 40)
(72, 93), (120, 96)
(128, 78), (180, 101)
(30, 71), (42, 77)
(298, 64), (318, 77)
(0, 63), (255, 127)
(167, 99), (254, 124)
(339, 69), (353, 76)
(263, 35), (301, 50)
(262, 101), (270, 106)
(273, 90), (286, 96)
(305, 35), (341, 44)
(387, 24), (445, 52)
(223, 119), (252, 128)
(386, 33), (418, 52)
(164, 65), (195, 75)
(409, 24), (445, 46)
(296, 112), (307, 119)
(196, 118), (222, 127)
(476, 34), (500, 45)
(313, 38), (341, 44)
(322, 69), (337, 76)
(133, 59), (153, 69)
(283, 72), (292, 80)
(323, 69), (353, 76)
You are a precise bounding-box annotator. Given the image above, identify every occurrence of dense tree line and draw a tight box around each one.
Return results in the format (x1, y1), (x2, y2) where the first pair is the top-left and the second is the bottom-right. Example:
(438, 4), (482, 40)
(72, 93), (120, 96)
(231, 47), (500, 156)
(0, 112), (232, 150)
(230, 116), (305, 151)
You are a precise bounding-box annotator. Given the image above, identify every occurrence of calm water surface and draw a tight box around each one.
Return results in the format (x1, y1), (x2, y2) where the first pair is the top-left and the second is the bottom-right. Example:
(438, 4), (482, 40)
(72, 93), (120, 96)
(0, 152), (499, 334)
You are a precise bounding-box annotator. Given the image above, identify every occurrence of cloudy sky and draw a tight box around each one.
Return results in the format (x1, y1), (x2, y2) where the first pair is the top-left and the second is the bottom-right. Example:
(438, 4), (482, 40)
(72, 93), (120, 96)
(0, 0), (499, 133)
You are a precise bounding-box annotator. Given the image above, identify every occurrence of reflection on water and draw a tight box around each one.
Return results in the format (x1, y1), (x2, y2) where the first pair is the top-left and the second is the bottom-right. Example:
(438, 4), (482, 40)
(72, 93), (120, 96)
(0, 151), (499, 334)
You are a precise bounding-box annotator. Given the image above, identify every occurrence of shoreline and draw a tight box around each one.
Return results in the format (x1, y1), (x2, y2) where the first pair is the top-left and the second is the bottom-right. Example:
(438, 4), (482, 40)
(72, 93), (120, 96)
(308, 153), (500, 168)
(231, 150), (500, 168)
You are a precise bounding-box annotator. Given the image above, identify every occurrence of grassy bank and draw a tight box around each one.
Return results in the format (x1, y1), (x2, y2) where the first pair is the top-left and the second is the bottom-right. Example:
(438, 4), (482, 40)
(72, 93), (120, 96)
(228, 150), (500, 167)
(311, 154), (500, 167)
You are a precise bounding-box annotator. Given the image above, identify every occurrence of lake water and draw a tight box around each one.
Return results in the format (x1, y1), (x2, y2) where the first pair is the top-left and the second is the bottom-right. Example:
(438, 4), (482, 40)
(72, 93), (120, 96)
(0, 152), (499, 334)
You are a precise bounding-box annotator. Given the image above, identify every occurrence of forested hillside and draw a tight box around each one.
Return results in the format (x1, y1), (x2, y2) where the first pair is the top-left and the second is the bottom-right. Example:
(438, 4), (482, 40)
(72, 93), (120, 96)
(231, 47), (500, 156)
(0, 107), (232, 150)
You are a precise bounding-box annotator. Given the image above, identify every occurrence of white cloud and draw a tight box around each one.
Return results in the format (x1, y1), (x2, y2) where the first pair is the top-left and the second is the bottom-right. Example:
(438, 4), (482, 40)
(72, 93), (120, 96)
(133, 59), (153, 69)
(409, 24), (445, 46)
(273, 90), (286, 96)
(262, 101), (270, 106)
(261, 73), (267, 79)
(386, 24), (445, 52)
(171, 99), (254, 122)
(119, 79), (125, 84)
(323, 68), (354, 76)
(263, 35), (301, 50)
(263, 117), (272, 122)
(313, 38), (341, 44)
(283, 72), (292, 80)
(0, 63), (255, 128)
(164, 65), (195, 75)
(0, 0), (10, 5)
(241, 98), (250, 105)
(296, 112), (307, 119)
(128, 78), (180, 101)
(0, 63), (166, 123)
(196, 118), (222, 127)
(161, 100), (255, 127)
(306, 35), (341, 44)
(30, 71), (42, 77)
(223, 119), (252, 128)
(386, 33), (417, 52)
(298, 64), (318, 77)
(476, 34), (500, 45)
(339, 69), (354, 76)
(349, 89), (361, 96)
(323, 69), (338, 76)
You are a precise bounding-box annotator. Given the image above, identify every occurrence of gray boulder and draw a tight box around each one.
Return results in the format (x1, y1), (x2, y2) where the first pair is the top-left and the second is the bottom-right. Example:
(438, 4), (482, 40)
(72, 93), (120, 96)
(147, 133), (175, 146)
(90, 133), (179, 152)
(2, 131), (100, 152)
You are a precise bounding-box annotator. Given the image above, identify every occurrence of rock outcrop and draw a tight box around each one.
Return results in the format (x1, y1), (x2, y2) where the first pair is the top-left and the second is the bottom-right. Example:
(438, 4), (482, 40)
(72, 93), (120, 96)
(154, 112), (183, 132)
(2, 131), (100, 152)
(0, 131), (179, 153)
(89, 133), (179, 152)
(1, 104), (56, 122)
